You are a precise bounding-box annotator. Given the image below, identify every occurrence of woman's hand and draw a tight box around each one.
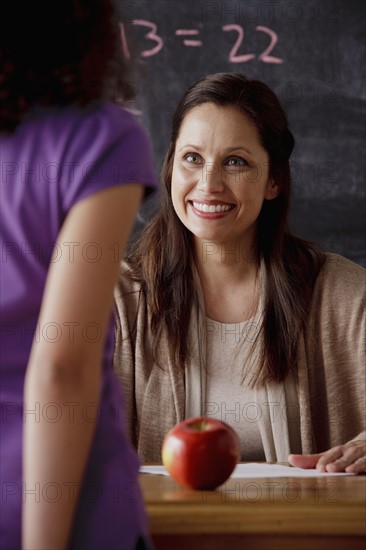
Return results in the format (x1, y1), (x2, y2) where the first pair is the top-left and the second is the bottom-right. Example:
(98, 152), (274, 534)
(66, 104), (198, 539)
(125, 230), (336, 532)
(288, 440), (366, 474)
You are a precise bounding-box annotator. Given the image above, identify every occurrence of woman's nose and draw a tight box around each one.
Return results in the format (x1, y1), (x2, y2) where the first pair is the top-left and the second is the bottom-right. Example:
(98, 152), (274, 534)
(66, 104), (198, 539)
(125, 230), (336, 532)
(197, 162), (224, 192)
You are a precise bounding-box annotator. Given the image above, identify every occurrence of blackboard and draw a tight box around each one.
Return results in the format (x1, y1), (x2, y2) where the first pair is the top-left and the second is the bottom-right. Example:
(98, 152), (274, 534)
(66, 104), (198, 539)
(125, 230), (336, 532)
(118, 0), (366, 267)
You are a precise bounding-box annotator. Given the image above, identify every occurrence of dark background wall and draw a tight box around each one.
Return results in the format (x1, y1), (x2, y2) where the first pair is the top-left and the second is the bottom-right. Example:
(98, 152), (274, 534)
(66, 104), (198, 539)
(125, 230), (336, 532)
(119, 0), (365, 267)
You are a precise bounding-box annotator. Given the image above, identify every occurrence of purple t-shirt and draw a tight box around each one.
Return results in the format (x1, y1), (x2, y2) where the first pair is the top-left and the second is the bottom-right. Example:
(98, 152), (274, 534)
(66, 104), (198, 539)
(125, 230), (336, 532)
(0, 102), (157, 549)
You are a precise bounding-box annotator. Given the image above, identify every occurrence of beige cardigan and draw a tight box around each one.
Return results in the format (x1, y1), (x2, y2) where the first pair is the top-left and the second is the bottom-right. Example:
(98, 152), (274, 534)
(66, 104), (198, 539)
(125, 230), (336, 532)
(114, 253), (366, 463)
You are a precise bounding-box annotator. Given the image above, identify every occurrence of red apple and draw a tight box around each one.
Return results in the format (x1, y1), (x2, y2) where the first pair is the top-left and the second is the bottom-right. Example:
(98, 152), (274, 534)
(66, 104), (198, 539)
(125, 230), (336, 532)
(161, 417), (240, 490)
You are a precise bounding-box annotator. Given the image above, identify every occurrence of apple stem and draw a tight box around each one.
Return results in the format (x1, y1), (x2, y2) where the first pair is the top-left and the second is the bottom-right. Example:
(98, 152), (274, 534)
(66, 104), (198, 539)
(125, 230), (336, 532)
(191, 419), (209, 431)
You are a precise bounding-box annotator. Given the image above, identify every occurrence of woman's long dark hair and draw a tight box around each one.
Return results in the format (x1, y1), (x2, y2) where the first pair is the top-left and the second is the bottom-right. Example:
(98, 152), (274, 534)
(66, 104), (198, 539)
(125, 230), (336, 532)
(126, 72), (325, 386)
(0, 0), (134, 133)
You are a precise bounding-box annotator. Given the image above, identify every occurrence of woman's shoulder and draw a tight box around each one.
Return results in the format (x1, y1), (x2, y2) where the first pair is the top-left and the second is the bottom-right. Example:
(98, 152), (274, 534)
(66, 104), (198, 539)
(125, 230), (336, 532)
(115, 261), (145, 310)
(311, 252), (365, 312)
(116, 261), (143, 292)
(114, 261), (150, 336)
(317, 252), (365, 288)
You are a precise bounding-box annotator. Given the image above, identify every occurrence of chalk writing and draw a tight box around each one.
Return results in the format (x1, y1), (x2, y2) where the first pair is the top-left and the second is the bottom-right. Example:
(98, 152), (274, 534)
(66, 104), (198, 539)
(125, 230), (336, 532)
(131, 20), (164, 58)
(222, 24), (255, 63)
(120, 20), (283, 64)
(175, 29), (203, 47)
(256, 26), (283, 64)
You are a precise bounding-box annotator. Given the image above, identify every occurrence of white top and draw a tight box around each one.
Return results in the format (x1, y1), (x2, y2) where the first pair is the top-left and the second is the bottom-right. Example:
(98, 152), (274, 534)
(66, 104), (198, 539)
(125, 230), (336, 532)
(205, 317), (266, 461)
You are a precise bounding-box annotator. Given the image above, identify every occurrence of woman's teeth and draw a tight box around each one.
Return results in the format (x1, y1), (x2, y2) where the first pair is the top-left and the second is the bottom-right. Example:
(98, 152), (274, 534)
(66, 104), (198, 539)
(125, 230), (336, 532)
(192, 202), (234, 213)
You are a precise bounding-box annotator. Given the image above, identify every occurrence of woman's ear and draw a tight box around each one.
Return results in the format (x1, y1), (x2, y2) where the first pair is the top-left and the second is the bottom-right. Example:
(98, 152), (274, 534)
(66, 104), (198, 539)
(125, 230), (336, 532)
(264, 178), (280, 200)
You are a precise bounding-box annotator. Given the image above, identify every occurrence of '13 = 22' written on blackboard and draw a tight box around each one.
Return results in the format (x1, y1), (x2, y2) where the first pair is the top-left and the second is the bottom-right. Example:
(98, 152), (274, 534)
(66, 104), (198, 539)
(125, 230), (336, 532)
(119, 20), (284, 64)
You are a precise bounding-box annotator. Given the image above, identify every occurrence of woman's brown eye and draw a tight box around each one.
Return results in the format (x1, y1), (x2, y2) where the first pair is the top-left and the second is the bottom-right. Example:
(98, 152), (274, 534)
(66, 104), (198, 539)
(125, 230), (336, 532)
(226, 157), (246, 167)
(185, 153), (201, 163)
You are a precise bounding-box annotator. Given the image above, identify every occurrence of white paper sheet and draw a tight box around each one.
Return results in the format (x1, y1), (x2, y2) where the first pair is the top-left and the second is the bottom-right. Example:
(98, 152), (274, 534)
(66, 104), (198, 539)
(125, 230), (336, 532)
(140, 463), (355, 478)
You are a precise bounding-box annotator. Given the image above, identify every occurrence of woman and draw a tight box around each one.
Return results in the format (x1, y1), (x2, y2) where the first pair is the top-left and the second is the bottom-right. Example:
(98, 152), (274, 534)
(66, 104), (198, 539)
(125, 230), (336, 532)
(114, 72), (365, 474)
(0, 1), (157, 549)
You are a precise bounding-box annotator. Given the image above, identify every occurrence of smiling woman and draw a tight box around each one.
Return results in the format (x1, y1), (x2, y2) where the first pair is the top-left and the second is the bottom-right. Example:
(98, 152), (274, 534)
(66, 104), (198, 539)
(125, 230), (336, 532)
(171, 103), (279, 256)
(113, 72), (365, 475)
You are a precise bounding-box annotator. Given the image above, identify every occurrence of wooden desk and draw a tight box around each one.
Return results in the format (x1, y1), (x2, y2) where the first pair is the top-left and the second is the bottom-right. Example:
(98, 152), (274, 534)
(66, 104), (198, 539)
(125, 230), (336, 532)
(140, 467), (366, 550)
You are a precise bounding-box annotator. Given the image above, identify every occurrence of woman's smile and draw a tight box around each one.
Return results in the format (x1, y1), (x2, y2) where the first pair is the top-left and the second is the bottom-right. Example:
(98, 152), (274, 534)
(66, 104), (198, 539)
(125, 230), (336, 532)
(189, 200), (236, 217)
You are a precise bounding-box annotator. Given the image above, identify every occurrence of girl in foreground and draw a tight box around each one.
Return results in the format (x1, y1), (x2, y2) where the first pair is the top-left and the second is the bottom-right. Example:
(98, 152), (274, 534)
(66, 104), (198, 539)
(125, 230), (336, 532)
(0, 1), (157, 548)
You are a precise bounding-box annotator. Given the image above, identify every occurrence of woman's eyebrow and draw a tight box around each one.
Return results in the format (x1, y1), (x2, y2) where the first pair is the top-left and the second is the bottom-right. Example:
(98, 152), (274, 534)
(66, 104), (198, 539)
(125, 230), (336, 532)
(224, 146), (254, 155)
(177, 145), (254, 154)
(177, 144), (203, 152)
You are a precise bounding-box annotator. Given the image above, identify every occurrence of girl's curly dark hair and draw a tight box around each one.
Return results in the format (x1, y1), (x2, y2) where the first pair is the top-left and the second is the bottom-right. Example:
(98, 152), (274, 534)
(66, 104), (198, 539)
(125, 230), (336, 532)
(0, 0), (134, 133)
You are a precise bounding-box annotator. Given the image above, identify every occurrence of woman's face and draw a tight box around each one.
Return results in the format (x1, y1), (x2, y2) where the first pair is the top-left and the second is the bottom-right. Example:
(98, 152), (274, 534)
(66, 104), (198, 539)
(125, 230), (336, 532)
(171, 102), (279, 254)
